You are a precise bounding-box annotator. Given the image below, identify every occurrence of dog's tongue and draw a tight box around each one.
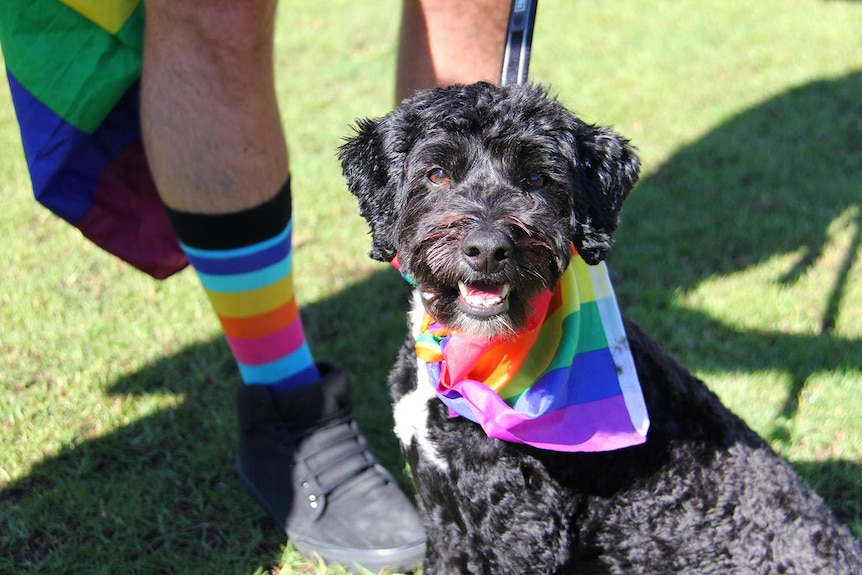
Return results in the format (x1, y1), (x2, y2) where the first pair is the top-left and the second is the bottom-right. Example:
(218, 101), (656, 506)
(459, 281), (508, 306)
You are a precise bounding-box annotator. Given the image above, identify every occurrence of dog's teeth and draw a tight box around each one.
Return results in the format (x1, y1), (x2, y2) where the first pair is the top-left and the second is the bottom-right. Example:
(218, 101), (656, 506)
(458, 281), (469, 297)
(458, 281), (510, 310)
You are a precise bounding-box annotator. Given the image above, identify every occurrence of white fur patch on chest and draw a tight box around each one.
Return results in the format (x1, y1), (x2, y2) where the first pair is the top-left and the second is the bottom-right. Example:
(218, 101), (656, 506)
(392, 292), (450, 472)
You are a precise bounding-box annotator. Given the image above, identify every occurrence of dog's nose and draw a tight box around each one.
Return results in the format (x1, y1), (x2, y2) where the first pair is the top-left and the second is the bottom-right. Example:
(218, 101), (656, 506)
(462, 230), (513, 274)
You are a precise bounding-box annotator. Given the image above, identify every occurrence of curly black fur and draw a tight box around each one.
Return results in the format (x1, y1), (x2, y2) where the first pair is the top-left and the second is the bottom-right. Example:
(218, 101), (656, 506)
(340, 83), (862, 575)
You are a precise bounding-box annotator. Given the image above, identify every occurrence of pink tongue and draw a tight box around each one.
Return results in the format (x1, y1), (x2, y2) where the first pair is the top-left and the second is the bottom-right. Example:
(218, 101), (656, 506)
(465, 282), (504, 303)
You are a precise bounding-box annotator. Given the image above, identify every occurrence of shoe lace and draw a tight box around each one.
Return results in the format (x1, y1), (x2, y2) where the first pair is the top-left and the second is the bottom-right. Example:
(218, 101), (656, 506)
(291, 413), (382, 508)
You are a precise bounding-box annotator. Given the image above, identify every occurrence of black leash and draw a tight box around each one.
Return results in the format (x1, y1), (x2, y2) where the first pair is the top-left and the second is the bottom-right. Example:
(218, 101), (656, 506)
(500, 0), (539, 86)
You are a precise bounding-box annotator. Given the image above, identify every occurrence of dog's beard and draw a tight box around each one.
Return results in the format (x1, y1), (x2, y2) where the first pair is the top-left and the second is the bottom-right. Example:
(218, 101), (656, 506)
(403, 226), (566, 340)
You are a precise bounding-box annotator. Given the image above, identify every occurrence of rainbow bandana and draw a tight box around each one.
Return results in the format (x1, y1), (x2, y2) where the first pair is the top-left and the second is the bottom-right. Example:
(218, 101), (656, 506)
(406, 251), (649, 452)
(0, 0), (186, 279)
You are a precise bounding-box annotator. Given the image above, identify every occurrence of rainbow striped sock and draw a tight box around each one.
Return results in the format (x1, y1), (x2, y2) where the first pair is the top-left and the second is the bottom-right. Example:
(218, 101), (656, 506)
(164, 180), (321, 390)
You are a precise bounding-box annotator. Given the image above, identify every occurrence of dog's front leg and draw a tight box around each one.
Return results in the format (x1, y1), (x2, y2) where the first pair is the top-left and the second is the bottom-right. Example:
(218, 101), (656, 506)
(406, 436), (490, 575)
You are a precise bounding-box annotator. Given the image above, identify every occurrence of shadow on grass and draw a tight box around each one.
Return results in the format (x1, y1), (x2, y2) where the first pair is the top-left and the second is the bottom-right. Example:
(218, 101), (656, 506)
(3, 72), (861, 571)
(613, 70), (862, 437)
(0, 269), (412, 575)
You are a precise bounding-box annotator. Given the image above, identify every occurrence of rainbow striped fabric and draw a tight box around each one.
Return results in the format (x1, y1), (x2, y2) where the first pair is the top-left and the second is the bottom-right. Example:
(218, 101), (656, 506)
(0, 0), (186, 279)
(178, 214), (320, 390)
(413, 252), (649, 452)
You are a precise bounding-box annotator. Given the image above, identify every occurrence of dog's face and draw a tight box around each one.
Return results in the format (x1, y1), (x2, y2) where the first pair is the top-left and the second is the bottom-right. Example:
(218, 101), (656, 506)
(340, 83), (639, 338)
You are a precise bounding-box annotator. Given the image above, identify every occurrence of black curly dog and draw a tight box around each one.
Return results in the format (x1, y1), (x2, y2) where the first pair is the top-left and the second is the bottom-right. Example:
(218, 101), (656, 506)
(339, 82), (862, 575)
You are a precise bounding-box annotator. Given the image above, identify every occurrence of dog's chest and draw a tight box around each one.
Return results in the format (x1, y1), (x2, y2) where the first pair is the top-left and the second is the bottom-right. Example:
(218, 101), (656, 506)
(392, 359), (450, 472)
(391, 293), (452, 472)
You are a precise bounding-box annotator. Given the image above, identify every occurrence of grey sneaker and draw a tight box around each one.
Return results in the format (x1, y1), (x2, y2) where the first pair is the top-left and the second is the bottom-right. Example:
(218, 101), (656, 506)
(235, 363), (426, 573)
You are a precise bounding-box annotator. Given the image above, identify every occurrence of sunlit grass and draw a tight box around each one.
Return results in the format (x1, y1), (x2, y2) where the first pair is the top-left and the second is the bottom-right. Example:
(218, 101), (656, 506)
(2, 0), (861, 573)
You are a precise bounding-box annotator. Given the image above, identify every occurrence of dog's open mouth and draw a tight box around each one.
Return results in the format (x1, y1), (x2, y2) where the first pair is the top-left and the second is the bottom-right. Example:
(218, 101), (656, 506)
(456, 281), (511, 317)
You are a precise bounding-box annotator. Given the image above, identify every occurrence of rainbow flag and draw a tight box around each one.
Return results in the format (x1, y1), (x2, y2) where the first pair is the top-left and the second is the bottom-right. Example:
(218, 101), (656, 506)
(0, 0), (187, 279)
(413, 252), (650, 452)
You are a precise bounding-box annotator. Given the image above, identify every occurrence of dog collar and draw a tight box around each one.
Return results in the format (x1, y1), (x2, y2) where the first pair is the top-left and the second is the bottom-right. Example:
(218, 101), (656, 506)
(400, 252), (650, 452)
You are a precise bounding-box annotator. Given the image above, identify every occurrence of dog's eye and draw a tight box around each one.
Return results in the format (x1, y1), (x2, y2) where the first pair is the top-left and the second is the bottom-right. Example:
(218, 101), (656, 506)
(524, 173), (547, 189)
(427, 168), (451, 186)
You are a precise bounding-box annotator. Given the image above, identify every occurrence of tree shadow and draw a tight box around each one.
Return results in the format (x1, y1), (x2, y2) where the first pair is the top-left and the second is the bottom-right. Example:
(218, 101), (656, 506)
(3, 73), (861, 571)
(615, 71), (861, 308)
(612, 70), (862, 434)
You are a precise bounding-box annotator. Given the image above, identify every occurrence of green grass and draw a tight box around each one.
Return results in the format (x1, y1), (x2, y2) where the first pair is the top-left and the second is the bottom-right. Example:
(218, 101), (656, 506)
(2, 0), (861, 573)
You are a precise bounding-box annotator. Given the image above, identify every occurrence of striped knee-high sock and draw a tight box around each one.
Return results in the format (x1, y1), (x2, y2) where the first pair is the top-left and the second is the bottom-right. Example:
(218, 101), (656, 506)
(164, 180), (321, 390)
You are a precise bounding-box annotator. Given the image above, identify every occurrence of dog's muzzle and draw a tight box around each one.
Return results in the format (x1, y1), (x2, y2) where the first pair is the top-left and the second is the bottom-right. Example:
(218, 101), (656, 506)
(458, 229), (514, 317)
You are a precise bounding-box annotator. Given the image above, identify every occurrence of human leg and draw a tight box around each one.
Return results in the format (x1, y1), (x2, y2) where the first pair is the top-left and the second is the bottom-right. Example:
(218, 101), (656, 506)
(140, 0), (320, 388)
(142, 0), (287, 214)
(140, 2), (424, 571)
(396, 0), (510, 100)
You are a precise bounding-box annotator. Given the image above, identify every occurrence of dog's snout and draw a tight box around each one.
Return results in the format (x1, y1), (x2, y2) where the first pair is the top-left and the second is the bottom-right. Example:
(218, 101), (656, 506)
(462, 230), (513, 274)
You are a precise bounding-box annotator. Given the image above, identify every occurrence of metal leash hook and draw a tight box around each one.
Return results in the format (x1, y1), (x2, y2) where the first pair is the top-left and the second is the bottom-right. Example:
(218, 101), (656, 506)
(500, 0), (539, 86)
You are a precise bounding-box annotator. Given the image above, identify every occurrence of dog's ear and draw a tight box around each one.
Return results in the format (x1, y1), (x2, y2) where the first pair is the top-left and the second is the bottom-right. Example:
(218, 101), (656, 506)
(565, 121), (640, 264)
(339, 114), (410, 262)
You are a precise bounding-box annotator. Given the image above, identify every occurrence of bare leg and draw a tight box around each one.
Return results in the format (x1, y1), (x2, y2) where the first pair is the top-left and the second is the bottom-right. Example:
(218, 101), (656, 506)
(141, 0), (286, 213)
(396, 0), (511, 100)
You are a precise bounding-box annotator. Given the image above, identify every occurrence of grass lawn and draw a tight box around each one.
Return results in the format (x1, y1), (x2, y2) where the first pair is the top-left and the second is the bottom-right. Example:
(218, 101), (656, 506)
(2, 0), (861, 573)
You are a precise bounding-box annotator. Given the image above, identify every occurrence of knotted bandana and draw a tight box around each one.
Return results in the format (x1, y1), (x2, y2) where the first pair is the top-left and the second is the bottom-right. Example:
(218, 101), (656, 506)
(398, 251), (649, 452)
